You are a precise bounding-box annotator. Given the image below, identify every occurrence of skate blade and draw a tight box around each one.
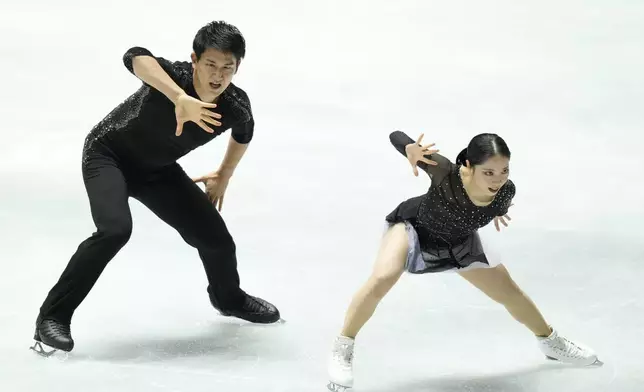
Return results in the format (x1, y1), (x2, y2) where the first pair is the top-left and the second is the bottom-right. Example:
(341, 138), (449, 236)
(327, 381), (350, 392)
(29, 341), (58, 358)
(217, 311), (286, 325)
(546, 355), (604, 367)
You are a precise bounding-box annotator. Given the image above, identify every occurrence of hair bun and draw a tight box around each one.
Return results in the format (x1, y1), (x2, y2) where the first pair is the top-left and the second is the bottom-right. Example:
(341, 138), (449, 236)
(455, 148), (468, 165)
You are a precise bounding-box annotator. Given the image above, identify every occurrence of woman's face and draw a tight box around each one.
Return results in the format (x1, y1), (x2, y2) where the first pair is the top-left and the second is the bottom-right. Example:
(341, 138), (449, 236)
(469, 154), (510, 196)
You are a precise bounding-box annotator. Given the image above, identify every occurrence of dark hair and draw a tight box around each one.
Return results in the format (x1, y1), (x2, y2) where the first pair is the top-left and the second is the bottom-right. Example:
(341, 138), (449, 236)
(455, 133), (511, 167)
(193, 21), (246, 66)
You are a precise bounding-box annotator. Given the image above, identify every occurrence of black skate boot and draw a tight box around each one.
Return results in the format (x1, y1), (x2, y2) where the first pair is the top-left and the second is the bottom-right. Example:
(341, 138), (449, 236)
(209, 289), (281, 324)
(31, 316), (74, 356)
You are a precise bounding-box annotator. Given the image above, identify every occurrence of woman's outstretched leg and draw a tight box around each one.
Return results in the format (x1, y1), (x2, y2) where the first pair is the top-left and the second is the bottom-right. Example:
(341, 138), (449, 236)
(459, 264), (551, 336)
(328, 223), (409, 391)
(340, 223), (409, 337)
(459, 264), (600, 366)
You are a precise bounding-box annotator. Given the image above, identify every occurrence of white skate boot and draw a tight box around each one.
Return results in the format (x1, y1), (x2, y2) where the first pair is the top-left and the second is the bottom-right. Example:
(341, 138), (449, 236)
(327, 336), (355, 391)
(537, 327), (602, 366)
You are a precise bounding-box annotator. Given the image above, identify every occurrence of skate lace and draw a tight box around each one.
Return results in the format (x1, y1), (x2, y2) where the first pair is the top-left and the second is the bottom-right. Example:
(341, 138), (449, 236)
(245, 296), (268, 312)
(333, 343), (354, 368)
(552, 336), (585, 358)
(44, 320), (70, 335)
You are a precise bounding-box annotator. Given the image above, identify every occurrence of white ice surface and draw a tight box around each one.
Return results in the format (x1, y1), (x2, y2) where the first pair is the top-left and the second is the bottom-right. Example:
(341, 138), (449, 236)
(1, 1), (643, 391)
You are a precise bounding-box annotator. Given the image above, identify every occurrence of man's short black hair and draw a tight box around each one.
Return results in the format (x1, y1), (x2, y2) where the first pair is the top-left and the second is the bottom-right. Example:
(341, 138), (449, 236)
(193, 21), (246, 66)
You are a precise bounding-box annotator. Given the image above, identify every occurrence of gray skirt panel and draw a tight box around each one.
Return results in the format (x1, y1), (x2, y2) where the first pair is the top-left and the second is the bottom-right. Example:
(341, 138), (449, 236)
(389, 221), (499, 274)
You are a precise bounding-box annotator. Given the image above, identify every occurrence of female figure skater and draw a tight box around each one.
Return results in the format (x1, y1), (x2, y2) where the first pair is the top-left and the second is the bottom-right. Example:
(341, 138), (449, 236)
(326, 130), (600, 391)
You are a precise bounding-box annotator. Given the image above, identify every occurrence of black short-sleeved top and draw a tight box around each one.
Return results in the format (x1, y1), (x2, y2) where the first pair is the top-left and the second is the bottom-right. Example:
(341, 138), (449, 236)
(83, 47), (254, 170)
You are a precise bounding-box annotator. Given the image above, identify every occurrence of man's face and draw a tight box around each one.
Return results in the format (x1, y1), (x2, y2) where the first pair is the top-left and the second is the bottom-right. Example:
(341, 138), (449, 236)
(191, 48), (237, 99)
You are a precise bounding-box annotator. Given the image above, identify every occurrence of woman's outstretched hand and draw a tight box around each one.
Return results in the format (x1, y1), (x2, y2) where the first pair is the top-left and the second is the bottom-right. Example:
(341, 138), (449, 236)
(404, 133), (439, 176)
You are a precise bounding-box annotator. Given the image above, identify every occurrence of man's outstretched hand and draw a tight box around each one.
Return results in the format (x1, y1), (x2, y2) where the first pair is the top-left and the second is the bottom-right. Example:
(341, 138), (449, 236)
(174, 94), (222, 136)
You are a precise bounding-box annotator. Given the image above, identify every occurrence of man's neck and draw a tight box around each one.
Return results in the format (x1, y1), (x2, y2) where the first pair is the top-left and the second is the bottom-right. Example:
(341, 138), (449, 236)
(193, 83), (220, 103)
(192, 73), (221, 103)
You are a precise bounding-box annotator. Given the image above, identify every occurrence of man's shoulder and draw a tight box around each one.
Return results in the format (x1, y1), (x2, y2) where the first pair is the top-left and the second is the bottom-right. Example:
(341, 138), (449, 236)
(226, 83), (251, 104)
(164, 59), (193, 81)
(223, 83), (253, 122)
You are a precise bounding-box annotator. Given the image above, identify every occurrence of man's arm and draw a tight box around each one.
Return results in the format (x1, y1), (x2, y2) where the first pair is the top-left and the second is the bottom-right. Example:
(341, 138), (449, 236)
(123, 47), (186, 104)
(124, 47), (221, 135)
(216, 136), (249, 177)
(219, 89), (255, 176)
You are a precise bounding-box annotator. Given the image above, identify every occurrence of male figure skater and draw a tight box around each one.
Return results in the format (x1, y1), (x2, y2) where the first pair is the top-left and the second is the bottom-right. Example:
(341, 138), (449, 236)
(32, 21), (280, 355)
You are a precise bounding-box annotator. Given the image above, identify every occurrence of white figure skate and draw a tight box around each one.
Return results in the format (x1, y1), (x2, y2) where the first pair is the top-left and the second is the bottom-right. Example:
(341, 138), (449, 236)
(327, 336), (355, 391)
(537, 327), (602, 366)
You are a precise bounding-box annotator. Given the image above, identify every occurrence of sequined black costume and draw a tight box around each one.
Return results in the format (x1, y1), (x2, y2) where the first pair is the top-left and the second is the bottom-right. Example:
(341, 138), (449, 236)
(385, 131), (515, 273)
(36, 47), (279, 338)
(82, 47), (254, 170)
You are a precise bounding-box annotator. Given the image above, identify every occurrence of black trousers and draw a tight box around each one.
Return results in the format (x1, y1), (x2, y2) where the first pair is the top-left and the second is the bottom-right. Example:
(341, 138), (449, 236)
(39, 143), (245, 324)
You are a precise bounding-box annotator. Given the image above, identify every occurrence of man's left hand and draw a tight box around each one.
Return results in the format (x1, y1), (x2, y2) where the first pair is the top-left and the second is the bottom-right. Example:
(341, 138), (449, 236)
(192, 170), (232, 211)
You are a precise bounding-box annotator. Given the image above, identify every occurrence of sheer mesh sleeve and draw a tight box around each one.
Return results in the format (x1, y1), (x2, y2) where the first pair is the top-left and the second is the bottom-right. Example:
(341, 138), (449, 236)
(497, 180), (516, 216)
(389, 130), (453, 182)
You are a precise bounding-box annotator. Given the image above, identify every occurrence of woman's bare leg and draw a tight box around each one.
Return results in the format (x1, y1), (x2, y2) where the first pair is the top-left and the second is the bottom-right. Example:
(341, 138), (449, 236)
(340, 223), (409, 338)
(459, 264), (551, 336)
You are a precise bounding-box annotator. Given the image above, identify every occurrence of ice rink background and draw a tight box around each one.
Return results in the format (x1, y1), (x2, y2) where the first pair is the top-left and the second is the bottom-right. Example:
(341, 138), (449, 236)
(1, 0), (643, 391)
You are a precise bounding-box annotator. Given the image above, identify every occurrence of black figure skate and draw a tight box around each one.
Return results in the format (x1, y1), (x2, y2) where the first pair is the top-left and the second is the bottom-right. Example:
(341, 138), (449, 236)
(30, 316), (74, 357)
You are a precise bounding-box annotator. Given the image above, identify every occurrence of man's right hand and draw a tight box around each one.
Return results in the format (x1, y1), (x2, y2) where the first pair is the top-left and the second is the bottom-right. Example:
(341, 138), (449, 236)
(174, 94), (222, 136)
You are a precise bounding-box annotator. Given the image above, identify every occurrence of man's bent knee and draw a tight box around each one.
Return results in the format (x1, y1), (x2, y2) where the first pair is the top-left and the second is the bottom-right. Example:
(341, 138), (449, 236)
(98, 221), (132, 247)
